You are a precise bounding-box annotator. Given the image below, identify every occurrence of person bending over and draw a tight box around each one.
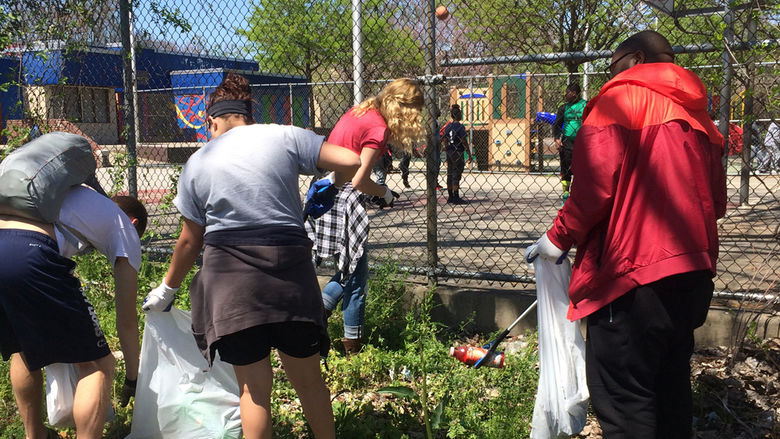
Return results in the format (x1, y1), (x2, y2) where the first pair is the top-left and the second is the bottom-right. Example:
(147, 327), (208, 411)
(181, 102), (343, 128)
(1, 186), (147, 439)
(307, 78), (425, 354)
(143, 72), (360, 439)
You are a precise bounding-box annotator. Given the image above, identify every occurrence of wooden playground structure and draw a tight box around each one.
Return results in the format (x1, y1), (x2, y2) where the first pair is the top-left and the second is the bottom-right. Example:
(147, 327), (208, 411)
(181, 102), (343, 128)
(448, 73), (549, 171)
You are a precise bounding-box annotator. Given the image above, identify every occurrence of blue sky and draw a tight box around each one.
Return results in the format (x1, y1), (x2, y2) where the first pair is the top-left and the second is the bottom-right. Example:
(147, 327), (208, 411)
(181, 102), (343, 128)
(134, 0), (256, 59)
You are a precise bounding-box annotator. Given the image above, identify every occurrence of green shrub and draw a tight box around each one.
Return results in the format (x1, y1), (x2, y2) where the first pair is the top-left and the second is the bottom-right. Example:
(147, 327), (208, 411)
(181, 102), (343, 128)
(365, 260), (410, 350)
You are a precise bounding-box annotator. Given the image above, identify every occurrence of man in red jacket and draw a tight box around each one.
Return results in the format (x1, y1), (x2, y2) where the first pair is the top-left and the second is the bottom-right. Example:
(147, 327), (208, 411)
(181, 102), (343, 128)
(527, 31), (726, 438)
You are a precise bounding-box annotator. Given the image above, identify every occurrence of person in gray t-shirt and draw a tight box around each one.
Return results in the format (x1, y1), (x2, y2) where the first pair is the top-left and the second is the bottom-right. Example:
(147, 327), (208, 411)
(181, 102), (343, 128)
(143, 73), (359, 439)
(174, 123), (323, 233)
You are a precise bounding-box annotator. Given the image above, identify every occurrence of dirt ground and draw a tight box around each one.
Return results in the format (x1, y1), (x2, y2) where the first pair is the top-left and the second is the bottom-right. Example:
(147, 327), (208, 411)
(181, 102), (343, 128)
(575, 338), (780, 439)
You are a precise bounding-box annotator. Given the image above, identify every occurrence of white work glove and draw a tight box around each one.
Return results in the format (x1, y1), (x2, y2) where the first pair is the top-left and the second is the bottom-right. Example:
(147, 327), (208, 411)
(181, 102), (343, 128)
(525, 232), (568, 265)
(142, 280), (178, 312)
(371, 186), (400, 209)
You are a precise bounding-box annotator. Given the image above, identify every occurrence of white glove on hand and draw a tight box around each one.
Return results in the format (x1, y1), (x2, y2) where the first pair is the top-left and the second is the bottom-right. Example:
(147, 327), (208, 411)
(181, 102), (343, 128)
(525, 232), (568, 265)
(142, 280), (178, 312)
(382, 187), (395, 204)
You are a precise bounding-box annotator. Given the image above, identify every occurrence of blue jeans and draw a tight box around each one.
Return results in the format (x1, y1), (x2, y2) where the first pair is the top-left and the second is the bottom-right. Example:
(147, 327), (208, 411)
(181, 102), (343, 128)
(321, 251), (368, 340)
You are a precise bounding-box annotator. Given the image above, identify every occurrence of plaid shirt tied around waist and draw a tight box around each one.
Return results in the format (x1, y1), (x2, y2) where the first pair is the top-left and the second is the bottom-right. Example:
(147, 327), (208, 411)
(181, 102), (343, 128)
(305, 183), (369, 277)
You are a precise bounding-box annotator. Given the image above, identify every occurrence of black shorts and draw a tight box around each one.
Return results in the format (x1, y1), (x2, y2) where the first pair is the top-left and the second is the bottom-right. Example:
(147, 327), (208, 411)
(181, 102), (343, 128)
(214, 321), (322, 366)
(0, 230), (110, 371)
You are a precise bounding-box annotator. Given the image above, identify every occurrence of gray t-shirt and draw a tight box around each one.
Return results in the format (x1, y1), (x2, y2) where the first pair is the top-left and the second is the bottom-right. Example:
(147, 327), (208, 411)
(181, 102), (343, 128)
(174, 124), (324, 234)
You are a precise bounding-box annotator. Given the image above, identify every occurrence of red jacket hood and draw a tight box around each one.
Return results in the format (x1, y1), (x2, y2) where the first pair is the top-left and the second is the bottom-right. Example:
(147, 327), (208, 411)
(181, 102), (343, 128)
(584, 63), (722, 146)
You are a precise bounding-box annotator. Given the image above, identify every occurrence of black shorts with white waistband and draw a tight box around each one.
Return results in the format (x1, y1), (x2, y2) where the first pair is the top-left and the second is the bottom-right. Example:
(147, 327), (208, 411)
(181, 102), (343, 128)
(0, 230), (110, 371)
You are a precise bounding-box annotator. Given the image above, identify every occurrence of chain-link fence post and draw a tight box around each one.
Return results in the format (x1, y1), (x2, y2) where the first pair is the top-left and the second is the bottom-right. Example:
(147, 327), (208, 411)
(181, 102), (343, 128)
(467, 76), (475, 172)
(352, 0), (364, 104)
(583, 37), (592, 99)
(119, 0), (138, 198)
(719, 5), (734, 177)
(424, 0), (438, 285)
(739, 13), (757, 205)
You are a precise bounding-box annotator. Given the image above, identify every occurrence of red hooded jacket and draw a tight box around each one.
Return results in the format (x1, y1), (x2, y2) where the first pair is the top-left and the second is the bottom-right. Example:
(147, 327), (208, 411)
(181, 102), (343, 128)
(546, 63), (726, 321)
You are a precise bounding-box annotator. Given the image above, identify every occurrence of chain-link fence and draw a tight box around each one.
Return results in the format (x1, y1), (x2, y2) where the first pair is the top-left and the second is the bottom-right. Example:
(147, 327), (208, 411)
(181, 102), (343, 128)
(1, 0), (778, 296)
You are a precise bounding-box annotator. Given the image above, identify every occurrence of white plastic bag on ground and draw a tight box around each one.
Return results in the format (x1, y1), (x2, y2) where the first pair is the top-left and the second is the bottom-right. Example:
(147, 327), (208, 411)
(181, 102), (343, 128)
(127, 307), (242, 439)
(45, 362), (114, 428)
(529, 257), (589, 439)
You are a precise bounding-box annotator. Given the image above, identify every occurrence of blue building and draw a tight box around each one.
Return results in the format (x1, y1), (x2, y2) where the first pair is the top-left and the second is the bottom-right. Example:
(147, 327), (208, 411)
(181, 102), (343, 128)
(0, 56), (23, 139)
(0, 44), (310, 147)
(170, 68), (310, 142)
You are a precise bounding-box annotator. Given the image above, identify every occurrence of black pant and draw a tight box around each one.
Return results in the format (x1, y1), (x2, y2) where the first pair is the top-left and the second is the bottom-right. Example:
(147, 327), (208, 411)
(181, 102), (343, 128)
(586, 270), (713, 439)
(399, 152), (411, 180)
(559, 137), (575, 182)
(446, 149), (465, 189)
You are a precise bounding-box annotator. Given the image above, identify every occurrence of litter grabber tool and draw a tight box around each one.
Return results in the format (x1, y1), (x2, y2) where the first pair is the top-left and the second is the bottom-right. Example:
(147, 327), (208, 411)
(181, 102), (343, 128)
(473, 299), (538, 369)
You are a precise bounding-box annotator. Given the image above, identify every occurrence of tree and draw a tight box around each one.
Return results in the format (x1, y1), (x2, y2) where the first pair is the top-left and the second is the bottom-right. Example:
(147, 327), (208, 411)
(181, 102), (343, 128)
(4, 0), (120, 47)
(240, 0), (351, 82)
(650, 1), (780, 121)
(240, 0), (425, 81)
(240, 0), (425, 124)
(451, 0), (649, 74)
(357, 0), (426, 80)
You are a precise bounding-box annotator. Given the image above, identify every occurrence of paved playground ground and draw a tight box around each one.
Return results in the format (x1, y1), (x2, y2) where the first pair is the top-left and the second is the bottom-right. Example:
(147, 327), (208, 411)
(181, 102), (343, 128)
(98, 157), (779, 294)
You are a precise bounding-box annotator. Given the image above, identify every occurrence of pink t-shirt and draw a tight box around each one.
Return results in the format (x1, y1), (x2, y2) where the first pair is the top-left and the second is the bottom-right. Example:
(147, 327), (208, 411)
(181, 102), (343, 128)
(327, 107), (388, 155)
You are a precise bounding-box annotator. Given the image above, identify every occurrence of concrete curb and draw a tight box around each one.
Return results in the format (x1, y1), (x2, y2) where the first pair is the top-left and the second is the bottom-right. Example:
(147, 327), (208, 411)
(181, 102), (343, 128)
(319, 276), (780, 349)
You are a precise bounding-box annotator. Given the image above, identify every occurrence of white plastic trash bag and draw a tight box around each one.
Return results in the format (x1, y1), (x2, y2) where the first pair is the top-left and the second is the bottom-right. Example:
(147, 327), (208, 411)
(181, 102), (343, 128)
(127, 307), (242, 439)
(529, 257), (589, 439)
(45, 363), (77, 427)
(45, 362), (114, 428)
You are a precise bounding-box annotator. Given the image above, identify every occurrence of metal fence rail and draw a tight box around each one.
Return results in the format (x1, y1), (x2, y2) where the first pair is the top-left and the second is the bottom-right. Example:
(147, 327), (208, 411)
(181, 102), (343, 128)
(1, 0), (778, 295)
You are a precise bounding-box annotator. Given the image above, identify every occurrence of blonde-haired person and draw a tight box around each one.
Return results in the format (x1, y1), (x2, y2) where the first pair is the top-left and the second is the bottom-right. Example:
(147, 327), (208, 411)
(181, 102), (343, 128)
(307, 78), (425, 354)
(142, 72), (360, 439)
(342, 77), (425, 197)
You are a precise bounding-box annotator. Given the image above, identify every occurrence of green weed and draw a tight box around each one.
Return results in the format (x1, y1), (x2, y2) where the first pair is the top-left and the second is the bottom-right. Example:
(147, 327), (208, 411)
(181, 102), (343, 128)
(0, 259), (540, 438)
